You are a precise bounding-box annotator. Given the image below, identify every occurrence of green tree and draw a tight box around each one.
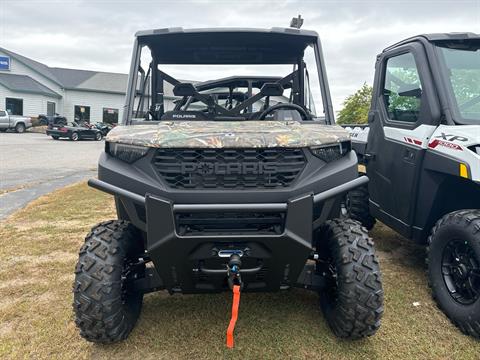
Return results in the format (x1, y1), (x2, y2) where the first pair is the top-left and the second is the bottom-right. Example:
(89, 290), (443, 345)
(337, 83), (373, 124)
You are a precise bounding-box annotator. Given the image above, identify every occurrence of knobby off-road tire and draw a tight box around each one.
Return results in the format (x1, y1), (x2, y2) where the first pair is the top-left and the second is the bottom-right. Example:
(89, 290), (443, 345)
(427, 210), (480, 338)
(73, 220), (144, 343)
(317, 218), (384, 339)
(346, 184), (376, 230)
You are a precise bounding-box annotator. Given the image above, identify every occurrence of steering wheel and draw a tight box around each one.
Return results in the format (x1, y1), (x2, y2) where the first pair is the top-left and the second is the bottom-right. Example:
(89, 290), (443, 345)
(258, 103), (310, 120)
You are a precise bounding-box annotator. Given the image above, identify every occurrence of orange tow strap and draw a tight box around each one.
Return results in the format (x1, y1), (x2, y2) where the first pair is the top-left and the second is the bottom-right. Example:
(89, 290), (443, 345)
(226, 285), (241, 348)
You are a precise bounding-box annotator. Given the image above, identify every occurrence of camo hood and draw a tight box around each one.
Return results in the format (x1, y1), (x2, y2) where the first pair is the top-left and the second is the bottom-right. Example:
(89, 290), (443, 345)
(106, 121), (350, 148)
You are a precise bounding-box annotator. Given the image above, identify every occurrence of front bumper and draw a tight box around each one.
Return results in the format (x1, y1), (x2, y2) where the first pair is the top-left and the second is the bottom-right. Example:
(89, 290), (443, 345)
(88, 176), (368, 293)
(46, 129), (67, 137)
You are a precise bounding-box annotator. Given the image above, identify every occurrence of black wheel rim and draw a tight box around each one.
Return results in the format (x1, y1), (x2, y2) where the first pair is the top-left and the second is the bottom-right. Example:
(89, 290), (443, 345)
(316, 250), (339, 306)
(441, 239), (480, 305)
(121, 258), (145, 305)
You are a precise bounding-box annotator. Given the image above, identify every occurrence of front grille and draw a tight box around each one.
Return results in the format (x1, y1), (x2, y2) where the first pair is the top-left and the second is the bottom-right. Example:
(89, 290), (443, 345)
(175, 211), (285, 236)
(153, 148), (306, 189)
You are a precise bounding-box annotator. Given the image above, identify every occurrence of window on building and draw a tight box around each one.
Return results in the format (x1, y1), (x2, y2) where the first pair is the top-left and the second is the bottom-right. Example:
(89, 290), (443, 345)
(6, 98), (23, 116)
(74, 105), (90, 123)
(383, 52), (423, 123)
(102, 108), (119, 124)
(47, 102), (56, 116)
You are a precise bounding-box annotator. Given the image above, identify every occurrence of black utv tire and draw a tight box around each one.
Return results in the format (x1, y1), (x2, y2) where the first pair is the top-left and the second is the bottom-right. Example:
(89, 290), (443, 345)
(427, 210), (480, 338)
(73, 220), (144, 343)
(316, 218), (383, 339)
(346, 184), (376, 230)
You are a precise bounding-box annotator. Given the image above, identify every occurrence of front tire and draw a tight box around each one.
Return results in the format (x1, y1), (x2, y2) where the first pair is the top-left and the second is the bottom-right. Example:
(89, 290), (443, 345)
(95, 132), (102, 141)
(73, 220), (145, 343)
(346, 184), (376, 230)
(316, 218), (384, 339)
(70, 132), (79, 141)
(427, 210), (480, 338)
(15, 123), (26, 133)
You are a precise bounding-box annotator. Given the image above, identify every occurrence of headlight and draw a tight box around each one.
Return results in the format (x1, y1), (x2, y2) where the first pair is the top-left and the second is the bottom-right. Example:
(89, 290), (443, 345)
(106, 142), (149, 163)
(310, 141), (351, 162)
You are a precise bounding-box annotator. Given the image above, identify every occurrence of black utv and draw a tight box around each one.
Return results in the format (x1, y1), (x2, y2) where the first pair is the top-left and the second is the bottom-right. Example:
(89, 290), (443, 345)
(73, 27), (384, 344)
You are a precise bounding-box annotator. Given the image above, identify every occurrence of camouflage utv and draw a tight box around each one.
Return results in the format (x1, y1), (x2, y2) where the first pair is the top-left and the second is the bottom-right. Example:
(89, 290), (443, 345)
(73, 27), (384, 344)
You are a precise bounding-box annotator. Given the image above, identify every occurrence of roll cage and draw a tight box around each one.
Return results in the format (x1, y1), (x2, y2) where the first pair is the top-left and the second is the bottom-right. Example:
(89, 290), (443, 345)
(123, 27), (334, 124)
(173, 76), (288, 111)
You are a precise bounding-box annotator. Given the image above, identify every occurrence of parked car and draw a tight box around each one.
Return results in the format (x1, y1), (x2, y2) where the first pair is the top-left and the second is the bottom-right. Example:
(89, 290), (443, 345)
(38, 114), (67, 126)
(0, 109), (32, 133)
(94, 122), (115, 136)
(46, 121), (103, 141)
(344, 33), (480, 338)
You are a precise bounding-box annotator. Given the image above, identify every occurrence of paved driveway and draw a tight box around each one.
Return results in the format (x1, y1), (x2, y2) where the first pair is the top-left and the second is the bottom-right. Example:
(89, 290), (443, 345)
(0, 132), (104, 218)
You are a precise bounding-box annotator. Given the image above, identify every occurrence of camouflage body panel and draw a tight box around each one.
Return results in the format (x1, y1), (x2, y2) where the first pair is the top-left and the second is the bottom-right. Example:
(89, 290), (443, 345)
(106, 121), (350, 148)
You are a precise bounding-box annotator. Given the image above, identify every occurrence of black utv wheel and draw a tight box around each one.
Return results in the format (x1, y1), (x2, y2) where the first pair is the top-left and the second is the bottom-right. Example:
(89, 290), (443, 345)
(316, 218), (384, 339)
(73, 220), (145, 343)
(427, 210), (480, 338)
(346, 183), (376, 230)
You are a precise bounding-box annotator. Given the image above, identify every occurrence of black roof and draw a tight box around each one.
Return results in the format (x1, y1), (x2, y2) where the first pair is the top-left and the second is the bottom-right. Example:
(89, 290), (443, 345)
(135, 27), (319, 65)
(384, 32), (480, 52)
(196, 76), (287, 91)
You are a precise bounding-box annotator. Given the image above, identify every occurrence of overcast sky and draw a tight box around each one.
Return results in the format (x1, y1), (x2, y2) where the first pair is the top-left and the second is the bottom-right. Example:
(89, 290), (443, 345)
(0, 0), (479, 110)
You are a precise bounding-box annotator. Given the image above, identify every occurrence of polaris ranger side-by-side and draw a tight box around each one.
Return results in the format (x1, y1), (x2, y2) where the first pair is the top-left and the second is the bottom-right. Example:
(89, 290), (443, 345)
(73, 27), (384, 344)
(346, 33), (480, 338)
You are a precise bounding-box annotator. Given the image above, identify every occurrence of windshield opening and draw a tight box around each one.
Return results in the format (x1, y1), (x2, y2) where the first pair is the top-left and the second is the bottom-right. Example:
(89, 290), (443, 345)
(437, 41), (480, 124)
(131, 43), (325, 123)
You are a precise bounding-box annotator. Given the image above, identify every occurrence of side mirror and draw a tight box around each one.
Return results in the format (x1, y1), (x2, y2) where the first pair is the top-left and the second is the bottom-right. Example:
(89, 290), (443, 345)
(173, 83), (197, 97)
(260, 83), (284, 97)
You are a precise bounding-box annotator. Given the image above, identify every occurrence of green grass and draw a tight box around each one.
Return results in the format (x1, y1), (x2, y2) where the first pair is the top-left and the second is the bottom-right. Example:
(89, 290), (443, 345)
(0, 182), (478, 359)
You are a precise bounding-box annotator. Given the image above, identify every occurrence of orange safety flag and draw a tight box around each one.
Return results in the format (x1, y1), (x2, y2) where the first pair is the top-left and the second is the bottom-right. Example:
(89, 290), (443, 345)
(226, 285), (241, 348)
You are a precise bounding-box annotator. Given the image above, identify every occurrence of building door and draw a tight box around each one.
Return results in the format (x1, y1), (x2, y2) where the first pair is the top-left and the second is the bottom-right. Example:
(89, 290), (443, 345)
(47, 102), (56, 116)
(74, 105), (90, 124)
(102, 108), (119, 124)
(6, 98), (23, 115)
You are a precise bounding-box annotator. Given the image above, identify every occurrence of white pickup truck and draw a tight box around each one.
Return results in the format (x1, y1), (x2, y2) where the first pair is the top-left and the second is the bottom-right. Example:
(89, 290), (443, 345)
(0, 109), (32, 133)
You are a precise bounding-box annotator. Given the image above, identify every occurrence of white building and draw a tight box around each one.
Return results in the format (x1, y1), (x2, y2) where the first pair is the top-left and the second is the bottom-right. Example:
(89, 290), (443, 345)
(0, 47), (130, 124)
